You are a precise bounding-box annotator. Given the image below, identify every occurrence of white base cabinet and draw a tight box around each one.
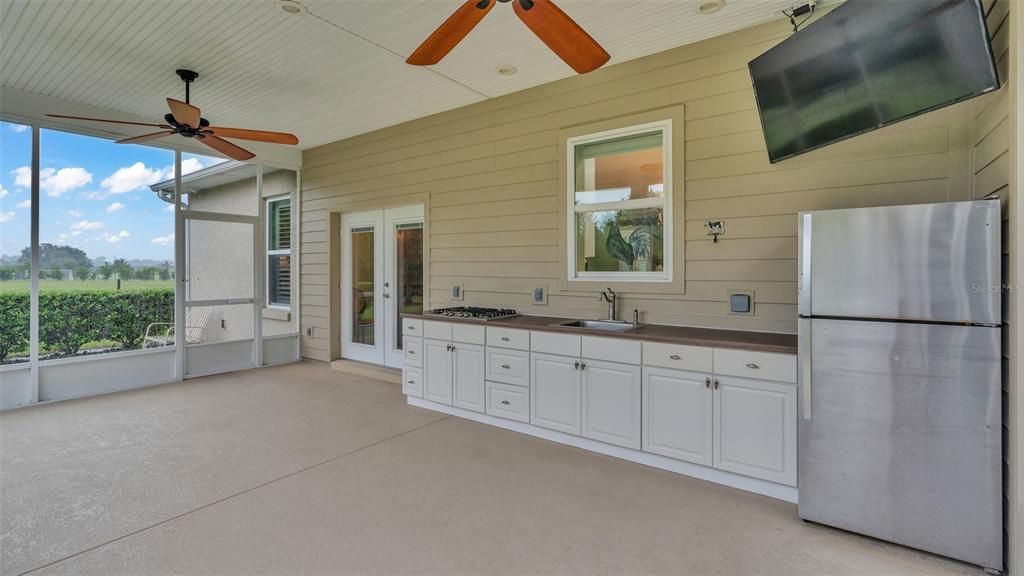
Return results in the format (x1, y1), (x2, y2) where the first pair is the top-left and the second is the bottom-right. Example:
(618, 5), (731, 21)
(713, 375), (797, 486)
(581, 359), (641, 450)
(530, 352), (581, 435)
(452, 343), (485, 412)
(642, 367), (712, 465)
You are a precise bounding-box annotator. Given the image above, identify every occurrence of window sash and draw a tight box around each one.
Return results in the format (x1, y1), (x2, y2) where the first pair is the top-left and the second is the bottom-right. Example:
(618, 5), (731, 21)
(566, 120), (672, 282)
(266, 196), (292, 307)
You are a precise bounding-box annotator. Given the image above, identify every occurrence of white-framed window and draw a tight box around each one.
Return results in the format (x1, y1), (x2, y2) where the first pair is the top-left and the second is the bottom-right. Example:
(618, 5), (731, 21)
(567, 119), (672, 282)
(266, 196), (291, 308)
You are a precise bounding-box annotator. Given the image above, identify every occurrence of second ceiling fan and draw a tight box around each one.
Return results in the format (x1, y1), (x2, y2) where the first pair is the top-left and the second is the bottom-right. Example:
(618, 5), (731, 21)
(407, 0), (610, 74)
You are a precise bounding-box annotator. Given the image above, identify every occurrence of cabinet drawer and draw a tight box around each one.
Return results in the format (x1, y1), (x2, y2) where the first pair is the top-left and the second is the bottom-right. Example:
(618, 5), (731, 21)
(714, 349), (796, 383)
(452, 323), (485, 345)
(402, 368), (423, 398)
(486, 381), (529, 423)
(487, 327), (530, 350)
(404, 336), (423, 368)
(643, 342), (712, 372)
(423, 321), (453, 341)
(531, 330), (581, 357)
(402, 317), (423, 336)
(582, 336), (641, 365)
(485, 347), (530, 387)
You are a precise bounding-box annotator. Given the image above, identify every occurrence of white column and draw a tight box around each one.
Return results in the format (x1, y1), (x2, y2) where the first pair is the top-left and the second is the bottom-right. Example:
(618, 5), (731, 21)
(174, 149), (185, 380)
(29, 124), (40, 403)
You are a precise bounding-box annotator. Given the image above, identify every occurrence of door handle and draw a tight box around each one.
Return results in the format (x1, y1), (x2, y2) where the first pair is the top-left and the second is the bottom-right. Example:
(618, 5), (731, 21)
(799, 318), (812, 420)
(383, 293), (391, 299)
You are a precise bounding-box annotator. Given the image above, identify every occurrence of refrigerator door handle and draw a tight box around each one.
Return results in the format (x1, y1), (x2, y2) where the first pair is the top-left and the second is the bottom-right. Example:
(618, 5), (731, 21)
(799, 213), (812, 316)
(799, 317), (811, 420)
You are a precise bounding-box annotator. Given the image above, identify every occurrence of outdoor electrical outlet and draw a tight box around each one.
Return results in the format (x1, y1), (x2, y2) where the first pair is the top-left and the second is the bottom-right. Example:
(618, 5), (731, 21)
(451, 283), (464, 301)
(532, 286), (547, 305)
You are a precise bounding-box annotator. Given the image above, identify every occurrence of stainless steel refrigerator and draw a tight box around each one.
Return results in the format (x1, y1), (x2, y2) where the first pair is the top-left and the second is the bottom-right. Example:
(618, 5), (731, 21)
(797, 200), (1003, 571)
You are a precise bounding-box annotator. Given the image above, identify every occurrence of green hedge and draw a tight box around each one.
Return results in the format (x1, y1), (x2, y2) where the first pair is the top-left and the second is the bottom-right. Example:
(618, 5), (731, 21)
(0, 289), (174, 361)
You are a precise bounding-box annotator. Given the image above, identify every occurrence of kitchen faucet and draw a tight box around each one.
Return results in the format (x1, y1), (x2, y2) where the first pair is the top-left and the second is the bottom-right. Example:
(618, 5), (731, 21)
(599, 288), (617, 321)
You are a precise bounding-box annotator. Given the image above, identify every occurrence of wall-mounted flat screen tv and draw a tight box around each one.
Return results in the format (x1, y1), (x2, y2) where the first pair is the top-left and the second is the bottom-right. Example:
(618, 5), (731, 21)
(749, 0), (999, 163)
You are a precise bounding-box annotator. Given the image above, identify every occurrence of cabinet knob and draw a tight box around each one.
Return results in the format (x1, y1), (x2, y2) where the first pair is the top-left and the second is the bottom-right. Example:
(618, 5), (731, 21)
(705, 377), (711, 389)
(574, 361), (580, 370)
(746, 362), (760, 369)
(669, 354), (681, 360)
(501, 336), (510, 342)
(501, 400), (511, 405)
(409, 350), (416, 354)
(713, 379), (719, 390)
(407, 380), (414, 384)
(501, 364), (511, 369)
(580, 362), (587, 371)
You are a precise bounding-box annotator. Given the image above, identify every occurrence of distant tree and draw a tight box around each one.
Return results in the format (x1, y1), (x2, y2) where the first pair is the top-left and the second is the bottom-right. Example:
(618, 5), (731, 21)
(42, 269), (63, 280)
(112, 258), (132, 279)
(0, 267), (14, 281)
(19, 244), (91, 271)
(73, 265), (92, 281)
(97, 264), (114, 280)
(158, 260), (172, 281)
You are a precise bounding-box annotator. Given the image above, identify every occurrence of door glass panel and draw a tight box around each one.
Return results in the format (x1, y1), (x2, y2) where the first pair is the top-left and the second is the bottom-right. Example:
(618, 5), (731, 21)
(351, 225), (375, 346)
(394, 222), (423, 350)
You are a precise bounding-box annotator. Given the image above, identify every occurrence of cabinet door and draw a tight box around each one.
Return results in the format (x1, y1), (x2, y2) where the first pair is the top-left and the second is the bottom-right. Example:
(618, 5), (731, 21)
(423, 338), (453, 405)
(530, 352), (581, 435)
(713, 375), (797, 486)
(582, 359), (641, 449)
(452, 343), (485, 413)
(642, 367), (712, 465)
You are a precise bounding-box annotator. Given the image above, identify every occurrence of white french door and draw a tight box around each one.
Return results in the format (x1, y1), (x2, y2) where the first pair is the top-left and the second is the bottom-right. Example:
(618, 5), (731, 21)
(341, 205), (424, 368)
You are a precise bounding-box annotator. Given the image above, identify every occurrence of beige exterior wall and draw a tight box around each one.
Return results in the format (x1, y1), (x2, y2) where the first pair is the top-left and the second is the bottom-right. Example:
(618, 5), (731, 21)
(971, 0), (1015, 570)
(299, 11), (975, 361)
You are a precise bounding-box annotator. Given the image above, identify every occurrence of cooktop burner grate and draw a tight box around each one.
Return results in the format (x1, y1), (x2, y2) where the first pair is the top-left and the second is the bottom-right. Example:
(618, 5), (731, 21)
(429, 306), (518, 320)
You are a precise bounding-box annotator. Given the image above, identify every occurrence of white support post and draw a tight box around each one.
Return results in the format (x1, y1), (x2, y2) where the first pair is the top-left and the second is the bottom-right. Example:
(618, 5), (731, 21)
(174, 150), (185, 380)
(29, 124), (40, 403)
(254, 164), (263, 368)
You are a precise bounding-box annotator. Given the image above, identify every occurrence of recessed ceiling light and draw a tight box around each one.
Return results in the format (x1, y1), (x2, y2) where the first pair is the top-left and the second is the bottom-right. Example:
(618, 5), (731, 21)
(497, 65), (518, 76)
(278, 0), (306, 15)
(696, 0), (725, 14)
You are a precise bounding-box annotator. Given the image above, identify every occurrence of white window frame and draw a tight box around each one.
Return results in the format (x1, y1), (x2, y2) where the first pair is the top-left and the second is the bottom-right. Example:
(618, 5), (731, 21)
(566, 119), (673, 283)
(265, 195), (292, 309)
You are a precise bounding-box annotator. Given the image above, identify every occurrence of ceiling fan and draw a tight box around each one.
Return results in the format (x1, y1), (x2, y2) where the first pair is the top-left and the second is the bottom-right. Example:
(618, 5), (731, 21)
(46, 69), (299, 161)
(407, 0), (610, 74)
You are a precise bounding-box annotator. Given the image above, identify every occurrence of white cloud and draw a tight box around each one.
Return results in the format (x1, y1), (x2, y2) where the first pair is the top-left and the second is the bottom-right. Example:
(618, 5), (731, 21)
(16, 199), (31, 209)
(180, 157), (204, 176)
(0, 184), (7, 200)
(99, 230), (130, 244)
(100, 162), (166, 194)
(9, 124), (28, 133)
(12, 166), (93, 197)
(13, 166), (30, 188)
(71, 219), (104, 231)
(151, 233), (174, 246)
(0, 211), (14, 223)
(105, 202), (125, 213)
(69, 209), (83, 218)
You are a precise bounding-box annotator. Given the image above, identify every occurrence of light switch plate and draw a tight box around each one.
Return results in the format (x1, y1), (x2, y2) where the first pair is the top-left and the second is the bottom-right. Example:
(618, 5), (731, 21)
(727, 289), (755, 316)
(451, 283), (464, 301)
(532, 286), (548, 305)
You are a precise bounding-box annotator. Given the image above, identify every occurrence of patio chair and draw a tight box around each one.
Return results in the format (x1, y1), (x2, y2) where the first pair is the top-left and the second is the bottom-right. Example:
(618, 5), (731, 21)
(143, 307), (213, 348)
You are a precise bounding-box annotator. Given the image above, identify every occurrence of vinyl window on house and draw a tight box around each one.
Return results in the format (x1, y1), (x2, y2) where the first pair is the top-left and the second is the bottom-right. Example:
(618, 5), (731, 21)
(568, 120), (672, 282)
(267, 196), (291, 307)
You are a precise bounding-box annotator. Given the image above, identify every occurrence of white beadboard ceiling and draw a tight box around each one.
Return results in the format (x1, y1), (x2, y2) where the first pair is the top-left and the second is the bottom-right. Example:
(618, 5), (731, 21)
(0, 0), (800, 151)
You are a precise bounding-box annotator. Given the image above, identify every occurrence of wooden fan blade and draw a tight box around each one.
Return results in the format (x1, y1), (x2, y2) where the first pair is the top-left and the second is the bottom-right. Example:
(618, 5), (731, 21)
(200, 134), (255, 161)
(115, 131), (175, 145)
(406, 0), (494, 65)
(513, 0), (610, 74)
(205, 127), (299, 145)
(166, 98), (201, 128)
(46, 113), (169, 128)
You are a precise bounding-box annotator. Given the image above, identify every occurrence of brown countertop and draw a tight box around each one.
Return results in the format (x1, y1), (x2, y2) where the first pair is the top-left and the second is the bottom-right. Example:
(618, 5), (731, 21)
(402, 313), (797, 355)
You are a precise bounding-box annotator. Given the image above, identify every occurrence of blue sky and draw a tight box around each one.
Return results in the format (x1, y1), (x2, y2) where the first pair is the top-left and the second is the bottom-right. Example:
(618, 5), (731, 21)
(0, 121), (224, 262)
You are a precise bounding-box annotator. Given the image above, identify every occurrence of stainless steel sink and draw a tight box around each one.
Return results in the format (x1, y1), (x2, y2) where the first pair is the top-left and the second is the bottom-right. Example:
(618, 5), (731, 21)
(556, 319), (637, 333)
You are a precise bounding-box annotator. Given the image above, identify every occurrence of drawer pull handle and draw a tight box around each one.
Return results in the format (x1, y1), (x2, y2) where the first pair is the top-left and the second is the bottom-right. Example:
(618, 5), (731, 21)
(746, 363), (760, 369)
(407, 380), (414, 384)
(501, 400), (511, 405)
(669, 354), (681, 360)
(501, 336), (510, 341)
(408, 326), (415, 330)
(501, 364), (511, 369)
(409, 350), (416, 355)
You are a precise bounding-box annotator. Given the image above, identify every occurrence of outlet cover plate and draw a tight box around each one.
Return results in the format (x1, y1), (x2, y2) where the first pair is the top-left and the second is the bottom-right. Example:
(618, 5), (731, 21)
(451, 283), (464, 301)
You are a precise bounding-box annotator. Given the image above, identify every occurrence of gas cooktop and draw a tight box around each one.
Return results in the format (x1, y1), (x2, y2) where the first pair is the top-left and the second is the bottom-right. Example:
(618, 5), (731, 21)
(429, 307), (518, 320)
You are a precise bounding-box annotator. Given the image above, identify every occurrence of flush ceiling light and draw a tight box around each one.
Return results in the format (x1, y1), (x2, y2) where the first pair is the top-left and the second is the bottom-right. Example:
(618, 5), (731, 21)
(278, 0), (306, 15)
(696, 0), (725, 14)
(497, 65), (518, 76)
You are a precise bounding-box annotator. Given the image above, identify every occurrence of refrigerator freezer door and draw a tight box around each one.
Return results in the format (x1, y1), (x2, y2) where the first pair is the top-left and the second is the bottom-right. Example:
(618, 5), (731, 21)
(798, 318), (1002, 570)
(800, 201), (1000, 324)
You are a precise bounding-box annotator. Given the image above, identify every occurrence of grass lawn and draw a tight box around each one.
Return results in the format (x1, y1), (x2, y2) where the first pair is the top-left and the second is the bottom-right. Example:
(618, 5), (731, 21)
(0, 280), (174, 293)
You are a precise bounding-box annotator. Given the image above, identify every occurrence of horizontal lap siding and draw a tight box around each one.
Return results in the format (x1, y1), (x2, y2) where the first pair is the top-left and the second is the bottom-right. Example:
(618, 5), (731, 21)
(974, 0), (1014, 567)
(299, 11), (972, 361)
